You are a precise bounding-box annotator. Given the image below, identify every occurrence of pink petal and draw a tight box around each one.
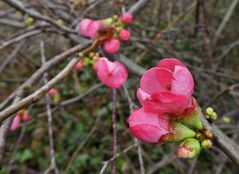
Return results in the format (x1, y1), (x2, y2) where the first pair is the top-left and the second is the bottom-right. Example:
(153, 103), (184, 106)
(94, 58), (128, 88)
(140, 67), (173, 95)
(157, 58), (185, 72)
(171, 66), (194, 96)
(128, 108), (172, 143)
(142, 92), (191, 115)
(10, 116), (21, 131)
(136, 88), (150, 106)
(79, 19), (101, 38)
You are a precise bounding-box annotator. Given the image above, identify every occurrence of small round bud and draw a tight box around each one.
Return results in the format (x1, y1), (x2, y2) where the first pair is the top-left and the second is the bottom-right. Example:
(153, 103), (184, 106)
(104, 18), (114, 25)
(196, 132), (205, 141)
(211, 112), (218, 120)
(222, 116), (231, 123)
(201, 139), (213, 149)
(206, 107), (214, 115)
(204, 130), (214, 139)
(121, 13), (133, 25)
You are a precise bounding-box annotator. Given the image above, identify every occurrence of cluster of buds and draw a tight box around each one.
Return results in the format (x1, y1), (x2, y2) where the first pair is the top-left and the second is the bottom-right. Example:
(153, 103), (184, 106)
(205, 107), (218, 121)
(78, 13), (133, 55)
(10, 109), (31, 131)
(128, 58), (213, 158)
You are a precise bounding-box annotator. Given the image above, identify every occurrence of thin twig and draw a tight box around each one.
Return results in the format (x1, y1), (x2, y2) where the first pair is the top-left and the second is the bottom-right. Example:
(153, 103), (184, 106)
(111, 89), (117, 174)
(41, 39), (60, 174)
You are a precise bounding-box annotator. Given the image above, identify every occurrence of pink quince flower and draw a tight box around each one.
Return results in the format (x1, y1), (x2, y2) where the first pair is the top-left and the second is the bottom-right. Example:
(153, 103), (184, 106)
(118, 29), (131, 41)
(10, 115), (21, 131)
(79, 18), (101, 38)
(48, 88), (58, 96)
(103, 39), (120, 54)
(121, 13), (133, 25)
(128, 108), (172, 143)
(137, 58), (194, 116)
(75, 60), (84, 71)
(94, 57), (128, 88)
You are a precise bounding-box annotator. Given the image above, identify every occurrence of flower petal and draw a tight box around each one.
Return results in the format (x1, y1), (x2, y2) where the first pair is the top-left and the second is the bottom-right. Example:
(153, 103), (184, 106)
(171, 66), (194, 96)
(140, 67), (173, 95)
(157, 58), (185, 72)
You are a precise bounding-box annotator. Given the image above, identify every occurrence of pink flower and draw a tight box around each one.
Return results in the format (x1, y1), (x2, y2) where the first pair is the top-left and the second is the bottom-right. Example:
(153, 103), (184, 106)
(121, 13), (133, 25)
(94, 57), (128, 88)
(79, 18), (101, 38)
(48, 88), (58, 96)
(137, 58), (194, 116)
(10, 115), (21, 131)
(103, 39), (120, 54)
(128, 108), (172, 143)
(118, 29), (131, 41)
(75, 60), (84, 71)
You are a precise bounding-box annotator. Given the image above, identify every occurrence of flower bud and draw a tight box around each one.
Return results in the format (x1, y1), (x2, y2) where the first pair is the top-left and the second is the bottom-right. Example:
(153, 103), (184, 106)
(79, 18), (101, 38)
(118, 29), (131, 41)
(121, 13), (133, 25)
(211, 112), (218, 120)
(177, 138), (201, 158)
(48, 88), (58, 96)
(22, 113), (32, 122)
(206, 107), (214, 115)
(75, 60), (84, 71)
(103, 39), (120, 54)
(204, 130), (214, 139)
(201, 139), (212, 149)
(10, 115), (21, 131)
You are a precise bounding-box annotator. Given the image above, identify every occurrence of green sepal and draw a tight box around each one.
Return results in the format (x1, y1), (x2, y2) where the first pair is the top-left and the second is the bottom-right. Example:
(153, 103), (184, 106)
(162, 122), (196, 142)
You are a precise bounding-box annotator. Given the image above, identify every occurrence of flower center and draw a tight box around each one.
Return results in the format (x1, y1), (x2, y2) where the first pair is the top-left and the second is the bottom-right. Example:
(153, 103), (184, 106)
(166, 84), (171, 91)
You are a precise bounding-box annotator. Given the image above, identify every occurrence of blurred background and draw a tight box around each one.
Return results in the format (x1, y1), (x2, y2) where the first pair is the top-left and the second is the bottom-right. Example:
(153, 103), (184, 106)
(0, 0), (239, 173)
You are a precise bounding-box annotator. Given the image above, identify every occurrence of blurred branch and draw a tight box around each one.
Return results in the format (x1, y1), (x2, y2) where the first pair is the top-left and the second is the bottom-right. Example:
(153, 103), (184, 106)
(0, 41), (97, 123)
(2, 0), (77, 34)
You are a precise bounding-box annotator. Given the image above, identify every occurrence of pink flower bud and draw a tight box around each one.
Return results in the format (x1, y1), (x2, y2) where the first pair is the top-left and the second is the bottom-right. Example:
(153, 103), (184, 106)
(121, 13), (133, 25)
(79, 18), (101, 38)
(22, 113), (32, 122)
(48, 88), (58, 96)
(94, 57), (128, 88)
(118, 29), (131, 41)
(128, 108), (172, 143)
(103, 39), (120, 55)
(10, 115), (21, 131)
(177, 138), (201, 158)
(75, 60), (84, 71)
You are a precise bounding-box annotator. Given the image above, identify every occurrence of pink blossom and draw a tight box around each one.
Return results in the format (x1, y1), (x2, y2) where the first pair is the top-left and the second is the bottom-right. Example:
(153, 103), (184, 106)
(10, 115), (21, 131)
(128, 108), (172, 143)
(137, 58), (194, 116)
(94, 57), (128, 88)
(79, 18), (101, 38)
(121, 13), (133, 25)
(118, 29), (131, 41)
(48, 88), (58, 96)
(75, 60), (84, 71)
(103, 39), (120, 54)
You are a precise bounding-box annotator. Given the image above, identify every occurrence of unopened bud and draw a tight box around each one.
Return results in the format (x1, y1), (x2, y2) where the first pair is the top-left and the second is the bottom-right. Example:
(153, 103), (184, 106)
(222, 116), (231, 124)
(204, 130), (214, 139)
(211, 112), (218, 120)
(206, 107), (214, 115)
(201, 139), (212, 149)
(196, 132), (205, 141)
(177, 138), (201, 158)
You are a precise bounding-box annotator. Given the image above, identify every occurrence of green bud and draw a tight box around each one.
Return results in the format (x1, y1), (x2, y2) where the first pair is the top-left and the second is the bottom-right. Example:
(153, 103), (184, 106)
(206, 107), (214, 115)
(201, 139), (213, 149)
(177, 138), (201, 158)
(222, 116), (231, 123)
(211, 112), (218, 120)
(24, 17), (34, 26)
(162, 122), (196, 142)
